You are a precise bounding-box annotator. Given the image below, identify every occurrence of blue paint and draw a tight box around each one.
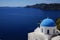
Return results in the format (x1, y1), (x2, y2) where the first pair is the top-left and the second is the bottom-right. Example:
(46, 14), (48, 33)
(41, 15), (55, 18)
(40, 18), (56, 27)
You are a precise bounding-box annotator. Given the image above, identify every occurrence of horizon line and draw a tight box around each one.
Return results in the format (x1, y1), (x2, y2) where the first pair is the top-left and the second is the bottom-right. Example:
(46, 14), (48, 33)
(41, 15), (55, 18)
(0, 3), (60, 7)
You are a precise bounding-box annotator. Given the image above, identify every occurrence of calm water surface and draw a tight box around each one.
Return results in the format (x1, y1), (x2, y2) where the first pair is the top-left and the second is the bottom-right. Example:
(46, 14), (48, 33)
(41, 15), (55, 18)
(0, 7), (60, 40)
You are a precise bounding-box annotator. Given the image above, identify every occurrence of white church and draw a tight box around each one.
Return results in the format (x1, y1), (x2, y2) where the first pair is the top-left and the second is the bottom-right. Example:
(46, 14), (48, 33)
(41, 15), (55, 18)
(28, 18), (60, 40)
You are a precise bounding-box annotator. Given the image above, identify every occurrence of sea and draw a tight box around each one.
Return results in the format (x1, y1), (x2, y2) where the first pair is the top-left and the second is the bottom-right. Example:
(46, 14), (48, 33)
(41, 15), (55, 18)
(0, 7), (60, 40)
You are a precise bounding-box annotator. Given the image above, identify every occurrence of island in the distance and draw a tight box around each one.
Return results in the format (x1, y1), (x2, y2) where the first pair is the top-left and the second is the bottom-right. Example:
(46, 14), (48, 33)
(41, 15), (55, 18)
(25, 3), (60, 10)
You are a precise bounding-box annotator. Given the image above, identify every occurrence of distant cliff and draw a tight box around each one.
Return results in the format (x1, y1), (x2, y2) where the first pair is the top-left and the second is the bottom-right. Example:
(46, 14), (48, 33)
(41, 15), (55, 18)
(25, 3), (60, 10)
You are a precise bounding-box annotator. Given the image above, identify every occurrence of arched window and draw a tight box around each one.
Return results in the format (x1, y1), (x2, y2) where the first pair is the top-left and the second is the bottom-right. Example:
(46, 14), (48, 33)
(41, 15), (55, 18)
(41, 28), (43, 32)
(53, 29), (55, 33)
(47, 30), (49, 34)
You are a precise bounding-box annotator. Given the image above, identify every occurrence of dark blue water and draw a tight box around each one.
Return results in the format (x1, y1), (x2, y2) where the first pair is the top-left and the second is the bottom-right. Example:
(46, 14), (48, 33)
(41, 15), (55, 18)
(0, 7), (60, 40)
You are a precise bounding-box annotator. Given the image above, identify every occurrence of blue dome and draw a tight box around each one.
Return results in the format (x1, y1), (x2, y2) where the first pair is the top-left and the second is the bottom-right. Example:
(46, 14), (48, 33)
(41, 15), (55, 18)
(40, 18), (56, 27)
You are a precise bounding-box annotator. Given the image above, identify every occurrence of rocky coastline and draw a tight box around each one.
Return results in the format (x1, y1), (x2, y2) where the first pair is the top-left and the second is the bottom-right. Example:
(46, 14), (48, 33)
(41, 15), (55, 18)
(25, 3), (60, 10)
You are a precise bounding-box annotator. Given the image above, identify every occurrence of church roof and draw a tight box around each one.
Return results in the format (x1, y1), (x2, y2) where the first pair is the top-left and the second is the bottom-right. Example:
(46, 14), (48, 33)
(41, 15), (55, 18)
(40, 18), (56, 27)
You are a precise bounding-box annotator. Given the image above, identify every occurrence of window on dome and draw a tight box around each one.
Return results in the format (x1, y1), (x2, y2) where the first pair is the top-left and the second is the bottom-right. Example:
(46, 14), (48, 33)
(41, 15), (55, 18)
(47, 30), (49, 34)
(41, 28), (43, 32)
(53, 29), (55, 34)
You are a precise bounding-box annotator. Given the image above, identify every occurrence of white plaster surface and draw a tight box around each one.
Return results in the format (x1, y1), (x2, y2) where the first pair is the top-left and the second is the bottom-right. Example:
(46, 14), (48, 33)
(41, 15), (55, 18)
(28, 27), (60, 40)
(40, 26), (57, 34)
(28, 27), (48, 40)
(52, 36), (60, 40)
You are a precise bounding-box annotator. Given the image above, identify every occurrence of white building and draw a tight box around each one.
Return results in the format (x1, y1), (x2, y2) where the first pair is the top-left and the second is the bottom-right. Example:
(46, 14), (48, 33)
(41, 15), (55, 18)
(28, 18), (60, 40)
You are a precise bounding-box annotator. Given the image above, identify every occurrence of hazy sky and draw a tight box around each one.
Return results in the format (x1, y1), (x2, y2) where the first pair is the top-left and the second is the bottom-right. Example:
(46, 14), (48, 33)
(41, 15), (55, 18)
(0, 0), (60, 7)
